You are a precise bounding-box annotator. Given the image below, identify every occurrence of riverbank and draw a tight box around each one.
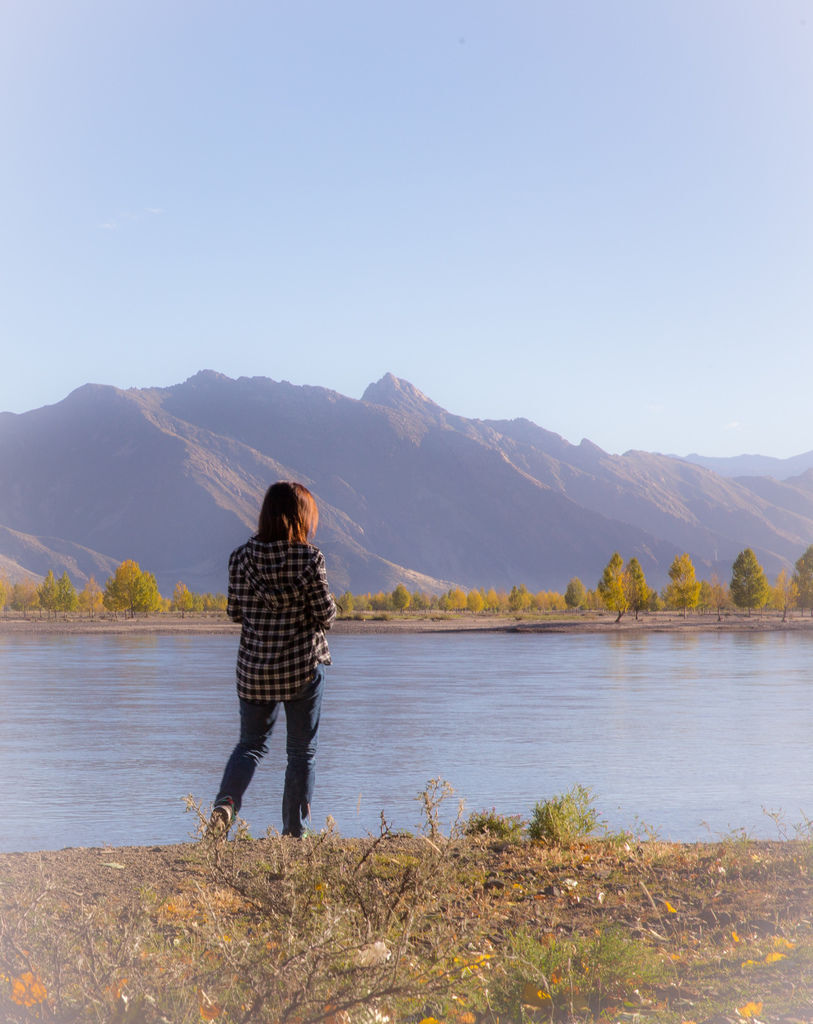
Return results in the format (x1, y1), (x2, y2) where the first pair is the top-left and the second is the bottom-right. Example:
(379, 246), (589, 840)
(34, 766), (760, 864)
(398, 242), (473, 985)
(1, 609), (811, 636)
(1, 825), (812, 1023)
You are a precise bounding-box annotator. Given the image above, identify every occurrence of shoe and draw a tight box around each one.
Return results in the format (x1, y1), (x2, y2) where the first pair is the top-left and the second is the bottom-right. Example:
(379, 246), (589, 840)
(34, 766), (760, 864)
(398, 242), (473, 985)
(207, 801), (234, 838)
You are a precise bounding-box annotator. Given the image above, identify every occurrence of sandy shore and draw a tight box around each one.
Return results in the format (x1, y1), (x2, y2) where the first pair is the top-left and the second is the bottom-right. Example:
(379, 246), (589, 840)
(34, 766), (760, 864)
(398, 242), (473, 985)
(1, 610), (811, 636)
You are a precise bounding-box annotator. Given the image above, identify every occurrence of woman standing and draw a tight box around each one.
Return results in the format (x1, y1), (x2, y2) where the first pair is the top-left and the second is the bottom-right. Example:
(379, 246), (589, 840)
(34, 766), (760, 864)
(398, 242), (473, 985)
(209, 481), (336, 837)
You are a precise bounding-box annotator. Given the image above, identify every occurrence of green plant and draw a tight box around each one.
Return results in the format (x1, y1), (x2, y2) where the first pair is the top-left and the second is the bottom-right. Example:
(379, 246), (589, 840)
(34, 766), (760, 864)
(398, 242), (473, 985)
(464, 807), (525, 842)
(527, 784), (601, 844)
(493, 924), (665, 1019)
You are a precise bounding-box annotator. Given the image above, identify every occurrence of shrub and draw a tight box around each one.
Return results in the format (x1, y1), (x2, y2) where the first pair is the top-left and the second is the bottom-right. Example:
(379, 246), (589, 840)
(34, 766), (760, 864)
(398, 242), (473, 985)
(463, 808), (525, 841)
(527, 784), (601, 843)
(492, 924), (665, 1018)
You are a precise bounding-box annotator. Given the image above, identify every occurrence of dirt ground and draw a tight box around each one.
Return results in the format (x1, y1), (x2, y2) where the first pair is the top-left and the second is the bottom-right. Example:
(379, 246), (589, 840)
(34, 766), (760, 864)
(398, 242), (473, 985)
(1, 834), (812, 1022)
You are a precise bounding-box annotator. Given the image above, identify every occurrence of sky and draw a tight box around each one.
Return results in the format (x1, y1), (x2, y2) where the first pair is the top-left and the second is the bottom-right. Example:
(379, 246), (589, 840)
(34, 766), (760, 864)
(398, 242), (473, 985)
(2, 1), (812, 458)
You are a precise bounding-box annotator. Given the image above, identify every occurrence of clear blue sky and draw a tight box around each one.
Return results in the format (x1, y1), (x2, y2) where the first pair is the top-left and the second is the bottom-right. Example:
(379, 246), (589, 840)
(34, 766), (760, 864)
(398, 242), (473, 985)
(3, 1), (812, 457)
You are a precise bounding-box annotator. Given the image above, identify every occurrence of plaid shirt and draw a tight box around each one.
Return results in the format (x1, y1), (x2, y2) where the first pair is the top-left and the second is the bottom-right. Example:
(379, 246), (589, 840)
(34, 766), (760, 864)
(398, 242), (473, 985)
(227, 537), (336, 702)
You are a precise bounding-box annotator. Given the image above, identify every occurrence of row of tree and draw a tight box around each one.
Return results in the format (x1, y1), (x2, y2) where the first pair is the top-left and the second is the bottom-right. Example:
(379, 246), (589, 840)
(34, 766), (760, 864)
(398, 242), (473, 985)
(0, 561), (227, 618)
(4, 545), (813, 621)
(593, 546), (810, 622)
(339, 584), (567, 615)
(342, 545), (813, 621)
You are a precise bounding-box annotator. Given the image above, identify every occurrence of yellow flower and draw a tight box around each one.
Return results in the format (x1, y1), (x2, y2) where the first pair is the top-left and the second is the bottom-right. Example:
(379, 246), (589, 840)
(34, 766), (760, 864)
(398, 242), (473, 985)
(520, 982), (552, 1007)
(737, 1001), (763, 1019)
(11, 971), (48, 1007)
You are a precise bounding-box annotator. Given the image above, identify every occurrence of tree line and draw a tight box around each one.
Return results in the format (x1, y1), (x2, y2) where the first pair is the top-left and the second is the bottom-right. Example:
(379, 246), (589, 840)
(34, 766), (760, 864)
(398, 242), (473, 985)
(339, 583), (567, 616)
(340, 544), (813, 621)
(3, 544), (813, 622)
(593, 546), (811, 623)
(0, 560), (226, 619)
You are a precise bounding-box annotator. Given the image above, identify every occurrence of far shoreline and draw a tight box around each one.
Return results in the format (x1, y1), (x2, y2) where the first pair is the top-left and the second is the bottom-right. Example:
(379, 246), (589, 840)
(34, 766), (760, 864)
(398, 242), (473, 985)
(1, 609), (811, 636)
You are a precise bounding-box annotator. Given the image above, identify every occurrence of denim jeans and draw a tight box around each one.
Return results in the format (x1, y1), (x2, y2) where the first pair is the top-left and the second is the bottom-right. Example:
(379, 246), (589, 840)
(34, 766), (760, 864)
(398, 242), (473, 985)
(215, 664), (325, 837)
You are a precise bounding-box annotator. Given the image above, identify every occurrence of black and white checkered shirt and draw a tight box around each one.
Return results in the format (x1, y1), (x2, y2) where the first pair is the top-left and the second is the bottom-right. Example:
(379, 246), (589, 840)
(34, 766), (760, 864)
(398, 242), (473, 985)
(227, 537), (336, 702)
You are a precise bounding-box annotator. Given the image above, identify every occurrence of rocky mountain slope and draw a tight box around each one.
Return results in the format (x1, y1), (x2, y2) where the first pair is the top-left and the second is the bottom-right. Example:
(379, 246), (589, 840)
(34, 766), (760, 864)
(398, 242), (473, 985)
(1, 371), (811, 596)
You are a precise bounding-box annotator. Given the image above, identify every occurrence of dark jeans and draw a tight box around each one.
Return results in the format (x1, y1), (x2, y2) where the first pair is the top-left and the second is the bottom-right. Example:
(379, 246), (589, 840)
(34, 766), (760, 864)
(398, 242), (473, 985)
(215, 665), (325, 837)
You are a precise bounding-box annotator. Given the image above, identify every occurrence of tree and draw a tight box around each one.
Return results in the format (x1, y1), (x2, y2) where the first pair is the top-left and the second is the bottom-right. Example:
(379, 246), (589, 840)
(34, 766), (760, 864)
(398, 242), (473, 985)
(624, 558), (650, 620)
(56, 572), (78, 614)
(564, 577), (587, 610)
(730, 548), (770, 615)
(773, 569), (798, 622)
(508, 584), (532, 612)
(11, 580), (39, 616)
(793, 545), (813, 615)
(534, 589), (566, 611)
(391, 584), (411, 611)
(663, 553), (701, 617)
(584, 588), (603, 611)
(442, 587), (467, 611)
(0, 575), (8, 613)
(709, 573), (729, 621)
(37, 570), (59, 619)
(201, 592), (227, 613)
(104, 560), (162, 617)
(172, 581), (195, 618)
(597, 552), (628, 623)
(78, 576), (104, 618)
(466, 589), (484, 613)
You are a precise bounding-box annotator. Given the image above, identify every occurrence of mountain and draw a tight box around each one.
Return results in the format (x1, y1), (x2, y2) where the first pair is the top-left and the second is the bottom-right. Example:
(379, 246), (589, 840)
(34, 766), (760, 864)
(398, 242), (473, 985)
(681, 451), (813, 480)
(0, 370), (811, 596)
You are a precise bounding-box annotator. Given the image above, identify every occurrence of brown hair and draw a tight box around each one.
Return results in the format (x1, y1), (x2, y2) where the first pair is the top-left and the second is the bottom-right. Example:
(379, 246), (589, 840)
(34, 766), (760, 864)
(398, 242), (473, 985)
(257, 481), (319, 543)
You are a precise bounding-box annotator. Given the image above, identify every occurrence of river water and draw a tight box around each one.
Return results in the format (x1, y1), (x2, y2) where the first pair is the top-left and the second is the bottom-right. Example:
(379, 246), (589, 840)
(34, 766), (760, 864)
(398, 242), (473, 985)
(2, 630), (812, 852)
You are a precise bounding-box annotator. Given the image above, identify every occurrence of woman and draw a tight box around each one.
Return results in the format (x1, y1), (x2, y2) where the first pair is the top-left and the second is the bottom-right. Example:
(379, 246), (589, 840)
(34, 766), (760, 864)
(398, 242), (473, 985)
(209, 481), (336, 837)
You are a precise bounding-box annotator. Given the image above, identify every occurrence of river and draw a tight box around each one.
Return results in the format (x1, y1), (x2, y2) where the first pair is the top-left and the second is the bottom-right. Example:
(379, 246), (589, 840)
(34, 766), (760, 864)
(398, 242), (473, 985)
(1, 630), (812, 851)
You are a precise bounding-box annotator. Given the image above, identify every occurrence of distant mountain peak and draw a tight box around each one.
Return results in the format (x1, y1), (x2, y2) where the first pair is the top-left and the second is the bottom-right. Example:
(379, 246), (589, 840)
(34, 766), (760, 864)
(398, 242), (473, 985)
(183, 369), (232, 387)
(361, 373), (441, 415)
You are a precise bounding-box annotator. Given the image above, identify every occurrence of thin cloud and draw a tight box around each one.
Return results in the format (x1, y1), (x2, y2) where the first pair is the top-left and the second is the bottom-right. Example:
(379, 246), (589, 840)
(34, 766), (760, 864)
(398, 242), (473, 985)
(98, 207), (163, 230)
(723, 421), (742, 432)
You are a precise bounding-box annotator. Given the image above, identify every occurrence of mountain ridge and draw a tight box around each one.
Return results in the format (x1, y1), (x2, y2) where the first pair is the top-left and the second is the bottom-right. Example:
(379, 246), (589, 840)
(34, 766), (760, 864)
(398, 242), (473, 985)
(0, 372), (811, 597)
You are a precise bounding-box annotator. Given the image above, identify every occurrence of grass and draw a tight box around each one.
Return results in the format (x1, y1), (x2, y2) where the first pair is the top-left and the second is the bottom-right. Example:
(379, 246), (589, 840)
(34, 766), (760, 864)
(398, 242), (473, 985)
(527, 785), (601, 844)
(463, 809), (525, 843)
(1, 787), (813, 1022)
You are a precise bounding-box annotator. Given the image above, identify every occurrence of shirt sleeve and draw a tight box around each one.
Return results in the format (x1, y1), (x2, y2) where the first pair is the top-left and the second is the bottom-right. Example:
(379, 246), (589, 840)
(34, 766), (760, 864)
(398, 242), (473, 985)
(307, 550), (337, 629)
(227, 549), (244, 624)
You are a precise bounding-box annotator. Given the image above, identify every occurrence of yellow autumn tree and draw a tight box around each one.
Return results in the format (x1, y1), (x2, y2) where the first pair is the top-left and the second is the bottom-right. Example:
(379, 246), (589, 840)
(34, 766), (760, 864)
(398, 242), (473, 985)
(37, 570), (60, 619)
(662, 552), (701, 618)
(104, 560), (162, 618)
(78, 576), (104, 618)
(11, 579), (39, 616)
(598, 552), (628, 622)
(391, 584), (411, 611)
(172, 581), (195, 617)
(773, 569), (798, 622)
